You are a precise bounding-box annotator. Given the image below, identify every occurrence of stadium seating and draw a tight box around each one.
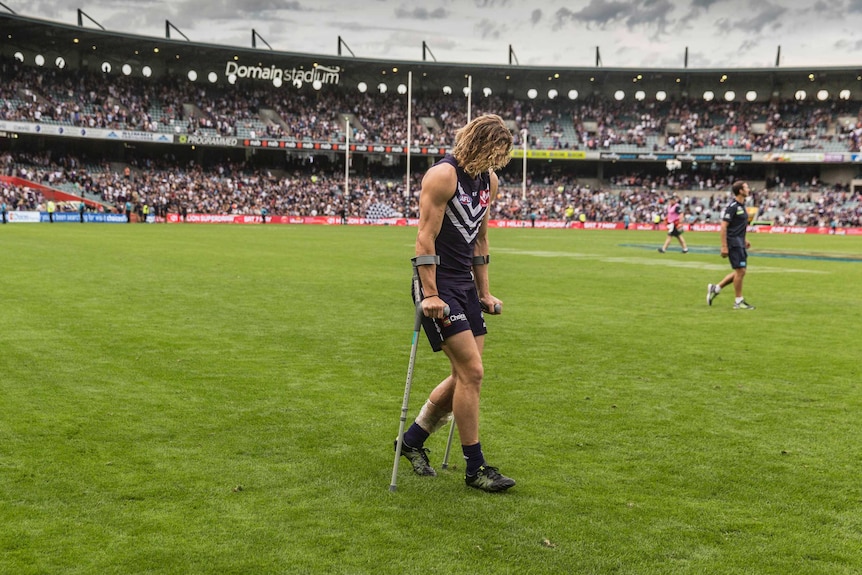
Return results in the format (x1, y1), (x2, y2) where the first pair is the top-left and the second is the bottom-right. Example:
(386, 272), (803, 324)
(2, 57), (860, 152)
(2, 150), (859, 227)
(1, 55), (860, 226)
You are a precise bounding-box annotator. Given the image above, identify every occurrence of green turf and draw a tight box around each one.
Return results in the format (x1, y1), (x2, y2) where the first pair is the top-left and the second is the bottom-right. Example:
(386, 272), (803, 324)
(2, 223), (861, 574)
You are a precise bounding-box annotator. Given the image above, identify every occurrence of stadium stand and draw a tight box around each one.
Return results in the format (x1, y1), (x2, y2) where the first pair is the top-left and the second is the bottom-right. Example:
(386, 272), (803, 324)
(3, 150), (859, 227)
(0, 13), (860, 228)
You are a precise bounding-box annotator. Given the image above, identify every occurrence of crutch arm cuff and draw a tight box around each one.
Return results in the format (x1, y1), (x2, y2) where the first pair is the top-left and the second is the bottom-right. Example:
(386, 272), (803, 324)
(472, 255), (490, 266)
(412, 255), (440, 267)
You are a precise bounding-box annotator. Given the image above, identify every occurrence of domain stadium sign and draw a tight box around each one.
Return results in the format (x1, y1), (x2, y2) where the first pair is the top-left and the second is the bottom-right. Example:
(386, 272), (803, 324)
(223, 62), (341, 87)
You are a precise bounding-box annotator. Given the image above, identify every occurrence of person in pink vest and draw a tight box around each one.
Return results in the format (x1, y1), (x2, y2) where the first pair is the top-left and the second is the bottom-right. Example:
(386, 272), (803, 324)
(658, 195), (688, 253)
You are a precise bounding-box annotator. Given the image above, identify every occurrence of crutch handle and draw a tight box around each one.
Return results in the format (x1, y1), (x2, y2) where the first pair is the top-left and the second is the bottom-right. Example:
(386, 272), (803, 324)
(481, 301), (502, 314)
(412, 303), (449, 327)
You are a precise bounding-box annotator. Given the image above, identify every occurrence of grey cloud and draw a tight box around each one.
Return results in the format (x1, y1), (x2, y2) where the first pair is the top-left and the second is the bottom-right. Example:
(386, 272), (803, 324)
(552, 7), (573, 30)
(834, 37), (862, 50)
(567, 0), (633, 26)
(476, 18), (506, 40)
(738, 37), (762, 54)
(32, 0), (162, 22)
(100, 5), (178, 33)
(800, 1), (845, 19)
(170, 0), (303, 21)
(530, 9), (542, 25)
(474, 0), (514, 6)
(547, 0), (682, 42)
(678, 0), (719, 27)
(394, 7), (448, 19)
(27, 1), (65, 19)
(728, 3), (787, 33)
(625, 0), (675, 33)
(555, 0), (678, 34)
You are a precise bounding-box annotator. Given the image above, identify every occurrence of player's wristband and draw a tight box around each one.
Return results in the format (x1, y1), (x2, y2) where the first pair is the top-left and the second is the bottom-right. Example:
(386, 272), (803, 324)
(472, 255), (490, 266)
(422, 293), (439, 299)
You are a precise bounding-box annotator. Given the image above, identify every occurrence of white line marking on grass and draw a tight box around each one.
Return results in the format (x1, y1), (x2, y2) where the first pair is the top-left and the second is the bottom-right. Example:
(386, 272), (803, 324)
(495, 248), (827, 274)
(494, 249), (596, 259)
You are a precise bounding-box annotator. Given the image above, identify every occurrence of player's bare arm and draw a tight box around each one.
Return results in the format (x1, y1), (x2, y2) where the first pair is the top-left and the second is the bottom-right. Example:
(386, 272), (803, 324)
(415, 163), (456, 319)
(473, 171), (502, 314)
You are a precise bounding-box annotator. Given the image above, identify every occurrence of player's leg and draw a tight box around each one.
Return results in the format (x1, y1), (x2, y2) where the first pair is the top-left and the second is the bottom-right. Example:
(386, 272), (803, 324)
(442, 332), (515, 492)
(395, 341), (469, 478)
(441, 331), (483, 445)
(427, 375), (454, 412)
(396, 283), (461, 476)
(394, 279), (447, 477)
(401, 376), (454, 447)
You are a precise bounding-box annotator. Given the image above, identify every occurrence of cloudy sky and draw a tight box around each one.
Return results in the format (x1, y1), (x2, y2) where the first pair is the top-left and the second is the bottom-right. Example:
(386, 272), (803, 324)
(17, 0), (862, 69)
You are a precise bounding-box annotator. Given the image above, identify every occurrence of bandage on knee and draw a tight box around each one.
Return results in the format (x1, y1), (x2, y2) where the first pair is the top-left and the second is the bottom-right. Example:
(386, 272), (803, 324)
(416, 399), (453, 433)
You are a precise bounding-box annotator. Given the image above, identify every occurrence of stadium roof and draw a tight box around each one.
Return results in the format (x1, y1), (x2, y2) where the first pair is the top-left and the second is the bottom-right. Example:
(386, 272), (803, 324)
(2, 12), (860, 102)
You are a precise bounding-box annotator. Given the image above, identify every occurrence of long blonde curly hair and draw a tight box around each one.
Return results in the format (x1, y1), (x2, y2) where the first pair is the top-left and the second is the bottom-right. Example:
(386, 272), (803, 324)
(451, 114), (513, 177)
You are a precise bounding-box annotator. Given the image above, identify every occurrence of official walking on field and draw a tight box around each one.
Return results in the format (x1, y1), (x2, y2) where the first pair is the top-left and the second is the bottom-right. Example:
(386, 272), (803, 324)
(707, 180), (756, 310)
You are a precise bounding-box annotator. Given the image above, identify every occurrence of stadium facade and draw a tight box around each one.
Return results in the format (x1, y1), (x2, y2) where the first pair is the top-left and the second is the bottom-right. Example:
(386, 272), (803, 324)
(1, 11), (861, 191)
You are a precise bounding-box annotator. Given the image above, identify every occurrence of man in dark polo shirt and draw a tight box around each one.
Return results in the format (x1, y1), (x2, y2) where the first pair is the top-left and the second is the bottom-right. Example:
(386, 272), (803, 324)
(707, 180), (755, 309)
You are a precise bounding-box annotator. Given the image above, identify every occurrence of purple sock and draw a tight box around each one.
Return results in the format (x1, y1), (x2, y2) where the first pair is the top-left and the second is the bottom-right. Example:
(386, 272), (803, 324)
(402, 422), (430, 448)
(462, 442), (485, 475)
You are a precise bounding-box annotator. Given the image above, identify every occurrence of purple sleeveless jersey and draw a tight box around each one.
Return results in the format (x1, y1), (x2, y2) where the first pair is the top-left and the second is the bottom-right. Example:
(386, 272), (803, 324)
(433, 155), (491, 286)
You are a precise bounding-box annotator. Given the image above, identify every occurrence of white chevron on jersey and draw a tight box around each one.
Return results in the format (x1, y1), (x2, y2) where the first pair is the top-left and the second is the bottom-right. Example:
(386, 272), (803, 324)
(445, 181), (486, 243)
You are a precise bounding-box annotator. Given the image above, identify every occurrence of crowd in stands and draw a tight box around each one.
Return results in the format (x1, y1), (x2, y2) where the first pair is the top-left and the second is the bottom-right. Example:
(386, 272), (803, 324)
(2, 57), (861, 153)
(496, 171), (860, 227)
(0, 178), (43, 211)
(2, 151), (860, 228)
(2, 54), (861, 227)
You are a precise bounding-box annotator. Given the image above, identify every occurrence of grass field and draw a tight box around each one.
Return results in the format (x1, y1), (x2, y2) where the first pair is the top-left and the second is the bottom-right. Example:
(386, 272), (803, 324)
(2, 223), (861, 574)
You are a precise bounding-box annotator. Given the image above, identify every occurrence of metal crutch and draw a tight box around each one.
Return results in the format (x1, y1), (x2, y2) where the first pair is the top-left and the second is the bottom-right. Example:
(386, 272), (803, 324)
(390, 256), (447, 491)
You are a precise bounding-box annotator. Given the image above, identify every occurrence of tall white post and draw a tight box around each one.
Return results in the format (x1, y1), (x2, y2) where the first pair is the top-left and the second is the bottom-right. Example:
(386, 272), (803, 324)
(406, 71), (412, 203)
(344, 117), (350, 201)
(466, 75), (472, 123)
(521, 128), (528, 201)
